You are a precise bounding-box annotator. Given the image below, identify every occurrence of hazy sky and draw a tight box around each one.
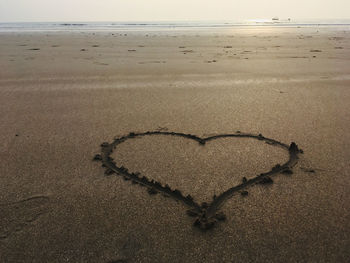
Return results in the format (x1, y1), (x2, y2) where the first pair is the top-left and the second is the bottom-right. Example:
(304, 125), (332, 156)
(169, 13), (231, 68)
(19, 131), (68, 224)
(0, 0), (349, 22)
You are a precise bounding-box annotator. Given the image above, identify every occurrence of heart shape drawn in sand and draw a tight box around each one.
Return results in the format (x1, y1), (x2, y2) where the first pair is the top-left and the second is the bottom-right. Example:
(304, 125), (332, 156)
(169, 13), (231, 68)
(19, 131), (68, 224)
(93, 131), (302, 230)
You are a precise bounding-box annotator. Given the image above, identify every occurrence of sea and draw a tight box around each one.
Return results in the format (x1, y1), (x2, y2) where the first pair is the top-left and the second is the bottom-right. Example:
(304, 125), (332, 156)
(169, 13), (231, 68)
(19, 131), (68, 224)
(1, 19), (350, 32)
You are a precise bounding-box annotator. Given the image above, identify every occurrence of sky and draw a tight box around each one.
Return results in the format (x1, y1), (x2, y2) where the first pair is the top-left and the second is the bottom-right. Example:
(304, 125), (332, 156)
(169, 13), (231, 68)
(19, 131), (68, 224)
(0, 0), (349, 22)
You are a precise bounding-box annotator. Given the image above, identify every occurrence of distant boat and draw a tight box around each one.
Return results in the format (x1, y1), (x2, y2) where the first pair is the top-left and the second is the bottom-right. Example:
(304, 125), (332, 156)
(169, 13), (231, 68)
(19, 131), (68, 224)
(272, 17), (279, 21)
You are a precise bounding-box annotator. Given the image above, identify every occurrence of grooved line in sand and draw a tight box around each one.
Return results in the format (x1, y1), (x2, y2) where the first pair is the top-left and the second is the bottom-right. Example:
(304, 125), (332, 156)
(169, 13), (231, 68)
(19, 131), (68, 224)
(94, 131), (302, 230)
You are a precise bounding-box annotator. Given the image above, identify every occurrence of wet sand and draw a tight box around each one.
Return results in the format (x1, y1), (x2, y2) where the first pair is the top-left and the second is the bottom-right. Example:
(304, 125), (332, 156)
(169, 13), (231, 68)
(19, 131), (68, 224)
(0, 27), (350, 262)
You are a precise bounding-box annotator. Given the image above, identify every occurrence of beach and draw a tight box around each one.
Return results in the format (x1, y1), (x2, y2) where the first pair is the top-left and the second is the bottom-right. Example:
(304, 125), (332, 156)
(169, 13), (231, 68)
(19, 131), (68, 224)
(0, 26), (350, 262)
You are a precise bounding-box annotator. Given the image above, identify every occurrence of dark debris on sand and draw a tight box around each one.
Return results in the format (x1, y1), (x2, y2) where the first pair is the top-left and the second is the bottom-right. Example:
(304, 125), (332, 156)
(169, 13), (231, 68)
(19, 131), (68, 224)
(259, 177), (274, 185)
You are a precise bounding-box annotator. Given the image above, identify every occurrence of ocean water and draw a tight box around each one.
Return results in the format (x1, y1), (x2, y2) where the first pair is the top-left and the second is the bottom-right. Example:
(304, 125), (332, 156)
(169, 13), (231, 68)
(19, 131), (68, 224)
(1, 19), (350, 32)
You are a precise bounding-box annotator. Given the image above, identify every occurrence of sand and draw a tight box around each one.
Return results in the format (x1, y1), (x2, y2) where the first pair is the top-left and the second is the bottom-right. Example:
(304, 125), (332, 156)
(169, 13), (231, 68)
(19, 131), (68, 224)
(0, 26), (350, 262)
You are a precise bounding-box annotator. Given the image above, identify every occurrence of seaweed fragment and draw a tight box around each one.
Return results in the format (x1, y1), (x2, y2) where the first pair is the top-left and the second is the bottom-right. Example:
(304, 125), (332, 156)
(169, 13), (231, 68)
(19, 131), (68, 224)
(259, 177), (274, 184)
(173, 189), (182, 197)
(215, 212), (226, 221)
(104, 169), (114, 176)
(289, 142), (300, 153)
(119, 166), (128, 172)
(193, 216), (215, 230)
(282, 169), (293, 174)
(101, 142), (109, 147)
(147, 188), (158, 195)
(272, 164), (282, 171)
(201, 202), (209, 209)
(241, 191), (249, 196)
(93, 154), (102, 161)
(186, 209), (199, 217)
(186, 194), (194, 201)
(198, 139), (206, 145)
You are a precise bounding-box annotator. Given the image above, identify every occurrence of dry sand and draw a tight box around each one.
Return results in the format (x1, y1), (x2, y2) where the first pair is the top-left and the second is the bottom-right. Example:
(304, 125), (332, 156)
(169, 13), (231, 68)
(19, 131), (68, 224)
(0, 26), (350, 262)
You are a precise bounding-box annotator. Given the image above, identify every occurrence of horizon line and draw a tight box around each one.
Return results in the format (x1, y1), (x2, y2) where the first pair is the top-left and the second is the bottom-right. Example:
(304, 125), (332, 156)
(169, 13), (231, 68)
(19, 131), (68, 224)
(1, 18), (350, 23)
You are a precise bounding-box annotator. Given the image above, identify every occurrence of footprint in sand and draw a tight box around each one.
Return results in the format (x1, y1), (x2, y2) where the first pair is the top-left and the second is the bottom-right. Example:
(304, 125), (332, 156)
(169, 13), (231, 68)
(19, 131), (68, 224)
(0, 196), (50, 240)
